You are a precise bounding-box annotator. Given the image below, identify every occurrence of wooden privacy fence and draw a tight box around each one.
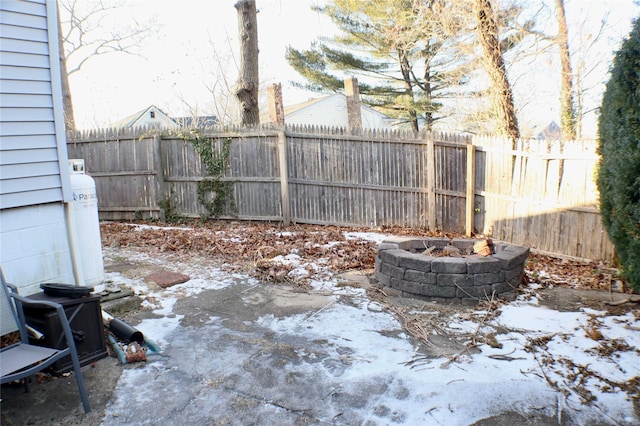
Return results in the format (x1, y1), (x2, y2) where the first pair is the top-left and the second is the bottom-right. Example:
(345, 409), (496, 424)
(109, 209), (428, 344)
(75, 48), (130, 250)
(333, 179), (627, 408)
(67, 125), (615, 262)
(471, 137), (614, 261)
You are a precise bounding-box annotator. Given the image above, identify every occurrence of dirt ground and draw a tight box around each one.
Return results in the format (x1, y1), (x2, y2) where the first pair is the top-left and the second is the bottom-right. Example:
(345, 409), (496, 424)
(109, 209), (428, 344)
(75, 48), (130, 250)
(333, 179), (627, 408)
(1, 221), (638, 425)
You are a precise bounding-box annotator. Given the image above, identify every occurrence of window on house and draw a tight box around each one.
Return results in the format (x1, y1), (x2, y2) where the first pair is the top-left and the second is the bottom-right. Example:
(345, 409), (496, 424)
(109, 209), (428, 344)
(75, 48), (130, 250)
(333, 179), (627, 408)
(150, 111), (156, 119)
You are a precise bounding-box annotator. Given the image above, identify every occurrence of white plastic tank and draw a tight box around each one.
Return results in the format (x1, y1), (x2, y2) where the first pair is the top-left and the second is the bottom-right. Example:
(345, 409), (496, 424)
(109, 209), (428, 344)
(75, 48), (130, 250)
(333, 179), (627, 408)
(68, 159), (104, 287)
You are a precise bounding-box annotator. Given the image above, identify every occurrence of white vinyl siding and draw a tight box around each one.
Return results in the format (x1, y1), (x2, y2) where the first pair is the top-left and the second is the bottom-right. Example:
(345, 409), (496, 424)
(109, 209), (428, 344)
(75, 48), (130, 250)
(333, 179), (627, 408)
(0, 0), (76, 336)
(0, 0), (71, 209)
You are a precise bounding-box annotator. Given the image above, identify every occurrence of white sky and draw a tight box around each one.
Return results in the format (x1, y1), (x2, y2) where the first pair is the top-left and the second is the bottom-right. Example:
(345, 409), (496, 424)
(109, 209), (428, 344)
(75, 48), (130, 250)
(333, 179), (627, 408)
(66, 0), (638, 135)
(69, 0), (334, 129)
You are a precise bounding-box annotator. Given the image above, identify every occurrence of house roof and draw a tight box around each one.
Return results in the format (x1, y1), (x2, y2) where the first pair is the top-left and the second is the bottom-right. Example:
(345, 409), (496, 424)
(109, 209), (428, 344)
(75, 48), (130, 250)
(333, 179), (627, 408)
(110, 105), (175, 129)
(283, 95), (330, 115)
(537, 121), (561, 140)
(110, 106), (218, 129)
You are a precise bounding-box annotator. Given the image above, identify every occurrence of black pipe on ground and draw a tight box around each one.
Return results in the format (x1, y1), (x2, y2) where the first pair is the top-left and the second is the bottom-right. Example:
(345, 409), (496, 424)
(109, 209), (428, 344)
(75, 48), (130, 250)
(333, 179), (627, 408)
(108, 318), (144, 344)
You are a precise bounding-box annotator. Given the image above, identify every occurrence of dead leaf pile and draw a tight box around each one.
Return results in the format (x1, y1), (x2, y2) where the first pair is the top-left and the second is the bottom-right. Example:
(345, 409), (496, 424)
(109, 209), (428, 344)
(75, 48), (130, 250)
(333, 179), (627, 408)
(525, 253), (626, 292)
(101, 220), (628, 293)
(101, 221), (379, 286)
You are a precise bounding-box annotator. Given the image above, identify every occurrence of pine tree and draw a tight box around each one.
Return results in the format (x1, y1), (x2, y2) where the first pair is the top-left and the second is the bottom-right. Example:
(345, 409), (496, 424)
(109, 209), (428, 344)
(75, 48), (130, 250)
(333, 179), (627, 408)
(286, 0), (463, 132)
(287, 0), (530, 134)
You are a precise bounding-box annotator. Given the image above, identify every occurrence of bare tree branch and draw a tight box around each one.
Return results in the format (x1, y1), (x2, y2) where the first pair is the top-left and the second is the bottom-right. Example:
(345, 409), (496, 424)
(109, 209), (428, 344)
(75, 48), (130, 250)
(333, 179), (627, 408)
(56, 0), (156, 130)
(58, 0), (155, 76)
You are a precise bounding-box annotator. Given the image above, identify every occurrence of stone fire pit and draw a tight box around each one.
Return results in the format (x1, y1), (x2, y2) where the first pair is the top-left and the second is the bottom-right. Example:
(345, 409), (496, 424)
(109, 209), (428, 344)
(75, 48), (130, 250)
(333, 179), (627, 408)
(374, 237), (530, 302)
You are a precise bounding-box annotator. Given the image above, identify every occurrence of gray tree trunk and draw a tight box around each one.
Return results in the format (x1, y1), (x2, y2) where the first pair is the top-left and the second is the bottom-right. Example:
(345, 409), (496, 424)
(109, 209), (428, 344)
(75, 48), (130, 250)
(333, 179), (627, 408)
(555, 0), (576, 141)
(57, 5), (75, 131)
(234, 0), (260, 126)
(475, 0), (519, 142)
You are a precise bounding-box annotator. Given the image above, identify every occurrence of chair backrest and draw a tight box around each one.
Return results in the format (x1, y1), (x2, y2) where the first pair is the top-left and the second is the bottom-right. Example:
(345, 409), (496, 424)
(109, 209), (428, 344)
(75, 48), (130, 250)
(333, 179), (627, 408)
(0, 265), (92, 413)
(0, 267), (28, 343)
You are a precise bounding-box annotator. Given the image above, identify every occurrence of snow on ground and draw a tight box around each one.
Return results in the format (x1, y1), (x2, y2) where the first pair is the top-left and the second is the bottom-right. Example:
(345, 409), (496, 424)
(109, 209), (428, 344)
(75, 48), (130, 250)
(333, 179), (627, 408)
(118, 222), (195, 232)
(344, 231), (395, 245)
(103, 246), (258, 344)
(255, 291), (638, 424)
(102, 227), (639, 424)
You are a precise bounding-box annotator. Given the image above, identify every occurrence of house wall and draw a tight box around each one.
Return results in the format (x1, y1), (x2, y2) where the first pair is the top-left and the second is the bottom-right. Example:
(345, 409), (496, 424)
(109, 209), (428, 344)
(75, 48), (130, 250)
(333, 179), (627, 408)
(0, 0), (72, 208)
(0, 205), (75, 294)
(286, 95), (395, 129)
(0, 204), (75, 335)
(133, 107), (176, 129)
(360, 107), (396, 129)
(0, 0), (77, 335)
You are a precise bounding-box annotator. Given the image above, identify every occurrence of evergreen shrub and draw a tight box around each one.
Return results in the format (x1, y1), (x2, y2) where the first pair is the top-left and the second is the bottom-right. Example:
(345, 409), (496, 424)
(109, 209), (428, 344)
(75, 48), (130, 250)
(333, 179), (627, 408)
(597, 18), (640, 291)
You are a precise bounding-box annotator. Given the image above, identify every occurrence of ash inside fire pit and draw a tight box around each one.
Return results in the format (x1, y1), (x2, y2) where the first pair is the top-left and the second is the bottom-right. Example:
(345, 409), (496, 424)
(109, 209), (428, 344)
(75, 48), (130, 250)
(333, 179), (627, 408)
(374, 237), (529, 302)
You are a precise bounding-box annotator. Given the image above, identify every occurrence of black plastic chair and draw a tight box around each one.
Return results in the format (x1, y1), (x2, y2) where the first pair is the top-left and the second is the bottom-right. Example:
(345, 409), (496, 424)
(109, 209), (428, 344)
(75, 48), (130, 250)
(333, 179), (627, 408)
(0, 268), (91, 413)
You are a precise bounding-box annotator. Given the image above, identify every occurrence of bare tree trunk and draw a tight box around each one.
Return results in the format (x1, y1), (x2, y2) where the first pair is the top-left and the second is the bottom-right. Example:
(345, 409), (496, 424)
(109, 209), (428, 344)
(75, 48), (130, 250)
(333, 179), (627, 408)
(234, 0), (260, 126)
(57, 4), (75, 131)
(422, 60), (433, 131)
(474, 0), (519, 142)
(555, 0), (576, 141)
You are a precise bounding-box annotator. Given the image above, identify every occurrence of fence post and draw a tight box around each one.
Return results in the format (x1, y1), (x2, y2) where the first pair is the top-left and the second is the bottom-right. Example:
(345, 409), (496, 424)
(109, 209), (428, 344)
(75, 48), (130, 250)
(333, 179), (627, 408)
(426, 133), (436, 231)
(154, 134), (166, 221)
(465, 143), (476, 237)
(277, 131), (291, 226)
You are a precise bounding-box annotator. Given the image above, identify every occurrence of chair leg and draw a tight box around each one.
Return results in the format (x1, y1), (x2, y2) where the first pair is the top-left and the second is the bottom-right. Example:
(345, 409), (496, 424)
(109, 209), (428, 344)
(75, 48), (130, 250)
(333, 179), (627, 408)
(24, 375), (31, 393)
(69, 351), (91, 413)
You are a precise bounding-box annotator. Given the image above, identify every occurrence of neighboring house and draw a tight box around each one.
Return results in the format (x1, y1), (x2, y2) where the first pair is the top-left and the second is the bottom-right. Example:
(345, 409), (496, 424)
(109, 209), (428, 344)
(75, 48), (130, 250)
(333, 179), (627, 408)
(0, 0), (91, 334)
(537, 121), (562, 140)
(110, 105), (218, 130)
(264, 93), (398, 129)
(110, 105), (176, 129)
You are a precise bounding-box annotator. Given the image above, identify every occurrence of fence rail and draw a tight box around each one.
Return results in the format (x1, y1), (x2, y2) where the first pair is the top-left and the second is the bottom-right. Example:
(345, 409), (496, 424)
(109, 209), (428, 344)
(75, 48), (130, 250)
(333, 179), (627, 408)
(67, 125), (615, 262)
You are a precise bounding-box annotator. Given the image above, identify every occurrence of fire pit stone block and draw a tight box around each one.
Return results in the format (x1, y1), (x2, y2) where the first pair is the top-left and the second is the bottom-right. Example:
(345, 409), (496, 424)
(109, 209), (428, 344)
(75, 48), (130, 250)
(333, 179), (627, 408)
(374, 237), (529, 302)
